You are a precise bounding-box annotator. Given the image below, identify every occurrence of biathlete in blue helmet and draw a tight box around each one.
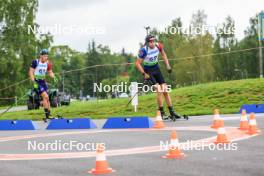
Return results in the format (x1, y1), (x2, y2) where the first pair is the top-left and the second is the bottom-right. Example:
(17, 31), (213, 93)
(28, 49), (58, 122)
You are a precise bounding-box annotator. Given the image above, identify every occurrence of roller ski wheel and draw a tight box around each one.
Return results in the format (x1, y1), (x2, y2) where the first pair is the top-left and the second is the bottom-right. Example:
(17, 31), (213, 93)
(42, 117), (54, 123)
(42, 118), (47, 123)
(169, 113), (189, 121)
(43, 115), (64, 123)
(169, 114), (181, 122)
(162, 115), (170, 121)
(54, 114), (64, 119)
(183, 115), (189, 120)
(160, 111), (170, 121)
(42, 112), (57, 123)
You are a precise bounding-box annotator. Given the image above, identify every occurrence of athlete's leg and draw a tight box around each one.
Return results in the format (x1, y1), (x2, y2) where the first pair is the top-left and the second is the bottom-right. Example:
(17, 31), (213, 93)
(159, 83), (179, 119)
(155, 83), (163, 108)
(155, 83), (170, 119)
(157, 81), (180, 120)
(144, 68), (164, 112)
(41, 91), (49, 109)
(38, 81), (52, 120)
(152, 68), (169, 119)
(41, 91), (51, 119)
(162, 84), (188, 120)
(47, 97), (51, 111)
(160, 83), (172, 106)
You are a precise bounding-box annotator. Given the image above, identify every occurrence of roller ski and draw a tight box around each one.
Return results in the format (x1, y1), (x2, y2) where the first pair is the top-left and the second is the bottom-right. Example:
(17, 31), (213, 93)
(168, 111), (189, 121)
(43, 112), (64, 123)
(159, 107), (189, 121)
(169, 106), (188, 121)
(158, 107), (177, 121)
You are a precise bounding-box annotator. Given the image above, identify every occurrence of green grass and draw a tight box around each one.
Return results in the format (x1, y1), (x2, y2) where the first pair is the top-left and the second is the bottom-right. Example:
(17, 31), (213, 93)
(0, 106), (8, 110)
(2, 78), (264, 120)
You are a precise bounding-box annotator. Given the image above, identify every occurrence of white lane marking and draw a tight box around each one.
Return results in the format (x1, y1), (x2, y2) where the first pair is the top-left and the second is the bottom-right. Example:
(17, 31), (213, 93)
(0, 127), (260, 161)
(0, 126), (215, 143)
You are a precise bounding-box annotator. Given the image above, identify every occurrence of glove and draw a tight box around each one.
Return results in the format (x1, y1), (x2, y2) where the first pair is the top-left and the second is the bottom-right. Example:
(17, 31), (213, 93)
(142, 72), (150, 80)
(31, 80), (38, 89)
(53, 75), (58, 83)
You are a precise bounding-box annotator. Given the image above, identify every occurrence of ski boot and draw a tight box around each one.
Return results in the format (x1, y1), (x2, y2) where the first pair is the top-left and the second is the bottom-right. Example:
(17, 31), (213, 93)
(159, 107), (170, 120)
(169, 112), (189, 121)
(168, 107), (189, 121)
(169, 110), (181, 121)
(43, 109), (55, 123)
(161, 111), (170, 120)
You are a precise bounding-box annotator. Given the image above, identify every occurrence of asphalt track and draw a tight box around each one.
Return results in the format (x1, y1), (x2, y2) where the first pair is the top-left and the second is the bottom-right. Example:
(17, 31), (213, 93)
(0, 106), (27, 113)
(0, 114), (263, 176)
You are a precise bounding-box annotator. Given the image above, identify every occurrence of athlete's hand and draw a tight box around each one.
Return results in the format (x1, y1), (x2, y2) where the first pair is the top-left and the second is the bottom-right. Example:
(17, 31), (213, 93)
(167, 65), (172, 73)
(143, 72), (150, 80)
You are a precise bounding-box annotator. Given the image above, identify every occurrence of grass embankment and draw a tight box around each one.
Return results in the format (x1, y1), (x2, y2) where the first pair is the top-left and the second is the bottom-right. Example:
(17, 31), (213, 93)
(1, 78), (264, 120)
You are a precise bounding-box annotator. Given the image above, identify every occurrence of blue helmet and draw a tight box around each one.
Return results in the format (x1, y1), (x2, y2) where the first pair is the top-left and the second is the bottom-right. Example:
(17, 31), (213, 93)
(40, 49), (49, 55)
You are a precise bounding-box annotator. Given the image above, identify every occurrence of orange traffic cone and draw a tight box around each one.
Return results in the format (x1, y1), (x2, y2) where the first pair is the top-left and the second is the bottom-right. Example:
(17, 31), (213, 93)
(238, 109), (249, 131)
(211, 109), (224, 129)
(153, 110), (166, 129)
(163, 131), (185, 159)
(88, 144), (115, 174)
(247, 113), (261, 135)
(214, 127), (230, 144)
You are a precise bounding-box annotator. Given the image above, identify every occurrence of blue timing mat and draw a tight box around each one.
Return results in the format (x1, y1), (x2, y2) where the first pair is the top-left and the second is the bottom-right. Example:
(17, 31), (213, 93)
(239, 104), (264, 113)
(46, 118), (97, 130)
(0, 120), (36, 130)
(102, 116), (154, 129)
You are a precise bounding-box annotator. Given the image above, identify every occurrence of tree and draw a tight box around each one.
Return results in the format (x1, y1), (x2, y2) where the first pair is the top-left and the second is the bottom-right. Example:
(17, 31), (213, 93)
(238, 14), (261, 78)
(213, 15), (237, 80)
(0, 0), (52, 103)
